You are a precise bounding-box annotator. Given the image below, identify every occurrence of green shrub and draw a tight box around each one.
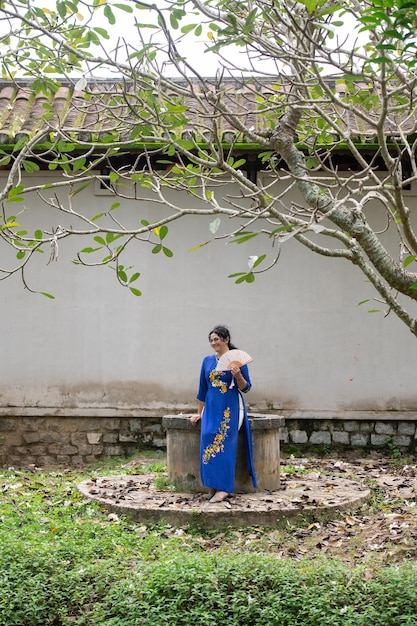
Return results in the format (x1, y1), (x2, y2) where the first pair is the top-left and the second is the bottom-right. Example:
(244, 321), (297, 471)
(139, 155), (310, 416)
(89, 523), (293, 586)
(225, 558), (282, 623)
(1, 463), (417, 625)
(91, 554), (417, 626)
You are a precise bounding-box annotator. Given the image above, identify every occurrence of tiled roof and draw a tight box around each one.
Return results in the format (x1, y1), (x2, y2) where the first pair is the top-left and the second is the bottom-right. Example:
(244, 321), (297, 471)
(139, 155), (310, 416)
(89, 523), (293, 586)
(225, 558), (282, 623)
(0, 78), (265, 147)
(0, 77), (413, 149)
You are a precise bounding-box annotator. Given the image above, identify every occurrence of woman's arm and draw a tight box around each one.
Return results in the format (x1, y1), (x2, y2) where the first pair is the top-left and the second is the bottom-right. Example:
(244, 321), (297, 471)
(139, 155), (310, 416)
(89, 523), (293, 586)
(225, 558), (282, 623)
(230, 364), (250, 392)
(190, 400), (204, 425)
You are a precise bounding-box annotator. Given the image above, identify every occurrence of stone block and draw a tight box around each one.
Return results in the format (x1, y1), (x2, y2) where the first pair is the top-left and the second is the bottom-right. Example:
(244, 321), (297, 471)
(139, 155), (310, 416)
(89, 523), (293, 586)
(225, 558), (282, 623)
(55, 455), (72, 464)
(75, 443), (94, 455)
(129, 420), (143, 433)
(48, 443), (78, 455)
(343, 421), (359, 432)
(87, 433), (102, 445)
(398, 423), (416, 436)
(119, 433), (138, 443)
(359, 422), (374, 432)
(152, 437), (167, 448)
(32, 456), (56, 467)
(350, 433), (369, 447)
(70, 433), (88, 446)
(28, 445), (47, 455)
(290, 430), (308, 444)
(393, 436), (411, 448)
(5, 432), (23, 446)
(371, 434), (388, 446)
(103, 433), (118, 443)
(105, 445), (124, 456)
(40, 433), (66, 444)
(309, 431), (331, 445)
(375, 422), (395, 435)
(280, 428), (289, 443)
(58, 419), (79, 433)
(22, 432), (41, 444)
(332, 431), (349, 445)
(21, 418), (43, 432)
(143, 422), (162, 433)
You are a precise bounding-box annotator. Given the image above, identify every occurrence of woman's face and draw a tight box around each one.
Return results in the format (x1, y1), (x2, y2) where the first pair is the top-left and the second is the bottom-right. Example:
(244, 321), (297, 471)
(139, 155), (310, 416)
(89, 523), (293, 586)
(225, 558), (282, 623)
(209, 332), (229, 355)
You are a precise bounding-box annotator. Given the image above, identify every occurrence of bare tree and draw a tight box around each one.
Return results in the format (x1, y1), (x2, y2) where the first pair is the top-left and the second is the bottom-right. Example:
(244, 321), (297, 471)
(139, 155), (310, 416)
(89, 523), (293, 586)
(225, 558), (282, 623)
(0, 0), (417, 334)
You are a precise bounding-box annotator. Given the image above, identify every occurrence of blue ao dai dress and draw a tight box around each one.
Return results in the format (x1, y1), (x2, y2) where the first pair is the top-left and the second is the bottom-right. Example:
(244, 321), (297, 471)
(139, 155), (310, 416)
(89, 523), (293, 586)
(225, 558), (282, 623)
(196, 354), (257, 493)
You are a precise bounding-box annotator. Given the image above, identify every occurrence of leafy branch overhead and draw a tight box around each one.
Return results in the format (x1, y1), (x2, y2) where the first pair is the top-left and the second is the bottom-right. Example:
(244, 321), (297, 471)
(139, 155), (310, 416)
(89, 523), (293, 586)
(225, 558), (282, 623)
(0, 0), (417, 335)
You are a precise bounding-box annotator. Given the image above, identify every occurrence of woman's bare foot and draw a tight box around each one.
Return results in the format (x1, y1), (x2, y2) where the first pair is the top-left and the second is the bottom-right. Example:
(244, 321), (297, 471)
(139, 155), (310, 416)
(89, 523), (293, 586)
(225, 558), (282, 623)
(209, 490), (229, 503)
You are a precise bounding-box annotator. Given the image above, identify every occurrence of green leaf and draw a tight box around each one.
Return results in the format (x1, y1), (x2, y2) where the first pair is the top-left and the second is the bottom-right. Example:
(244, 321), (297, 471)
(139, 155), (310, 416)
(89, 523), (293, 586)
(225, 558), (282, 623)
(181, 23), (197, 34)
(163, 246), (173, 257)
(230, 232), (258, 244)
(34, 229), (43, 240)
(152, 244), (162, 254)
(129, 272), (140, 283)
(69, 181), (92, 196)
(80, 247), (101, 253)
(72, 157), (86, 172)
(232, 158), (246, 169)
(92, 213), (105, 222)
(403, 255), (417, 268)
(118, 269), (128, 283)
(103, 4), (116, 24)
(252, 254), (266, 268)
(114, 3), (134, 12)
(295, 0), (317, 14)
(159, 225), (168, 240)
(93, 27), (110, 39)
(39, 292), (55, 299)
(130, 287), (142, 296)
(94, 236), (106, 245)
(22, 160), (40, 173)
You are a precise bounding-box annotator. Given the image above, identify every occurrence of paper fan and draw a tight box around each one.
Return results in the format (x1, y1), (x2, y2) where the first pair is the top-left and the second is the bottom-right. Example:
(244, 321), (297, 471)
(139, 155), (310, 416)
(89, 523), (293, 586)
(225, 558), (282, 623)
(216, 349), (253, 371)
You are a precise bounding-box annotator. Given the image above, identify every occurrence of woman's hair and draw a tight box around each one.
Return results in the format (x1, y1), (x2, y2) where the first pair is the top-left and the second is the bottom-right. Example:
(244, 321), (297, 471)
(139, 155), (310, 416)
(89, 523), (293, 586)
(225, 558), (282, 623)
(208, 325), (237, 350)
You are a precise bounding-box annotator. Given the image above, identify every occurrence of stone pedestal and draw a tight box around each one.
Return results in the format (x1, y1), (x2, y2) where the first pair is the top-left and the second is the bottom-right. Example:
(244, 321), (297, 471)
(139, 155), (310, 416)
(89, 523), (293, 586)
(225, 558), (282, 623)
(162, 414), (285, 493)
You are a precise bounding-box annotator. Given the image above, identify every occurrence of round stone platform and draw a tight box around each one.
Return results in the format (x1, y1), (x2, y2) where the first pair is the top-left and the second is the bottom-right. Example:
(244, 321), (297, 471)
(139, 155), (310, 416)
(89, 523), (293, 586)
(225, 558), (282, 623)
(78, 471), (370, 530)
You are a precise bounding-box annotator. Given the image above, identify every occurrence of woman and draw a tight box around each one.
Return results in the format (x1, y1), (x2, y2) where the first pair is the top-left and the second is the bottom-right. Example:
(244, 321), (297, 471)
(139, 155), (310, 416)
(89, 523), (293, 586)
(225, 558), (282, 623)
(190, 325), (257, 503)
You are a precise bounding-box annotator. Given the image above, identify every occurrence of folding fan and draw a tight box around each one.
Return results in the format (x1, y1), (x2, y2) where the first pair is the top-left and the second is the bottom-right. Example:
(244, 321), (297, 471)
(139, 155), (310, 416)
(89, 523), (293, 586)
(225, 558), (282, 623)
(216, 349), (253, 371)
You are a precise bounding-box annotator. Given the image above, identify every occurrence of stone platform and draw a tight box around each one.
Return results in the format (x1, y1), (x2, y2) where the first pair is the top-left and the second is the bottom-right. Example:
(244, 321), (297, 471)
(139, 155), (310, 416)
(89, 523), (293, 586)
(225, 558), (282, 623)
(78, 471), (370, 530)
(163, 414), (285, 492)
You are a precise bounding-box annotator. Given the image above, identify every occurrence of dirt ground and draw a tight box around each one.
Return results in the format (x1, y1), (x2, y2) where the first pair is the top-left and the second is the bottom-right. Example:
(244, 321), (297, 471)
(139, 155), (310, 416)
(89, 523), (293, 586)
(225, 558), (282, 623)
(79, 451), (417, 566)
(275, 453), (417, 565)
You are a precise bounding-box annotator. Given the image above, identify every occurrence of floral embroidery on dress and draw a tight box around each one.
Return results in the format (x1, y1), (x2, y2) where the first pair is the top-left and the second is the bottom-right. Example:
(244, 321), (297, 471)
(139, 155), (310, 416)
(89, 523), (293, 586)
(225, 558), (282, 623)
(209, 369), (227, 394)
(202, 407), (231, 464)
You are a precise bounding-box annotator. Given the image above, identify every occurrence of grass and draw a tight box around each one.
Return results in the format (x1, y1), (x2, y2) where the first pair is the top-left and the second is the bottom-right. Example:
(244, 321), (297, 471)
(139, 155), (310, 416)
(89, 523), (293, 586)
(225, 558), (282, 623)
(1, 453), (417, 625)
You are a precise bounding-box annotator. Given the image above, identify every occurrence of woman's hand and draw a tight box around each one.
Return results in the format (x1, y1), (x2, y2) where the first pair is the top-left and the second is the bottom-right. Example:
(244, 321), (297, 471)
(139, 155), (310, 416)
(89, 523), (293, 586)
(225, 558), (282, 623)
(189, 414), (201, 426)
(230, 364), (241, 378)
(230, 364), (247, 391)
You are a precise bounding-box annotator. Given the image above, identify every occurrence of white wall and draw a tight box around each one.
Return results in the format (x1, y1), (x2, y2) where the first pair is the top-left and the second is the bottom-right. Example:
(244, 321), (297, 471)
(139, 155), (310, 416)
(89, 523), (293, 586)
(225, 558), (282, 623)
(1, 171), (417, 413)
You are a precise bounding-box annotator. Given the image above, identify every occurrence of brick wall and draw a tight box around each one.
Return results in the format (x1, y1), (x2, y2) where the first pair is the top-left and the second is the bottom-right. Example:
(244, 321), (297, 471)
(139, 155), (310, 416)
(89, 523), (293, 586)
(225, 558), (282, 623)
(280, 411), (417, 452)
(1, 410), (416, 468)
(0, 415), (164, 468)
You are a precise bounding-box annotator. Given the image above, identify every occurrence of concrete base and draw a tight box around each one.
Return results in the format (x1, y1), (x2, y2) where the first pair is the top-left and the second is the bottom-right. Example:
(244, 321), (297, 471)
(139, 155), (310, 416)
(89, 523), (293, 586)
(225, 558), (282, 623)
(162, 414), (285, 493)
(78, 472), (370, 530)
